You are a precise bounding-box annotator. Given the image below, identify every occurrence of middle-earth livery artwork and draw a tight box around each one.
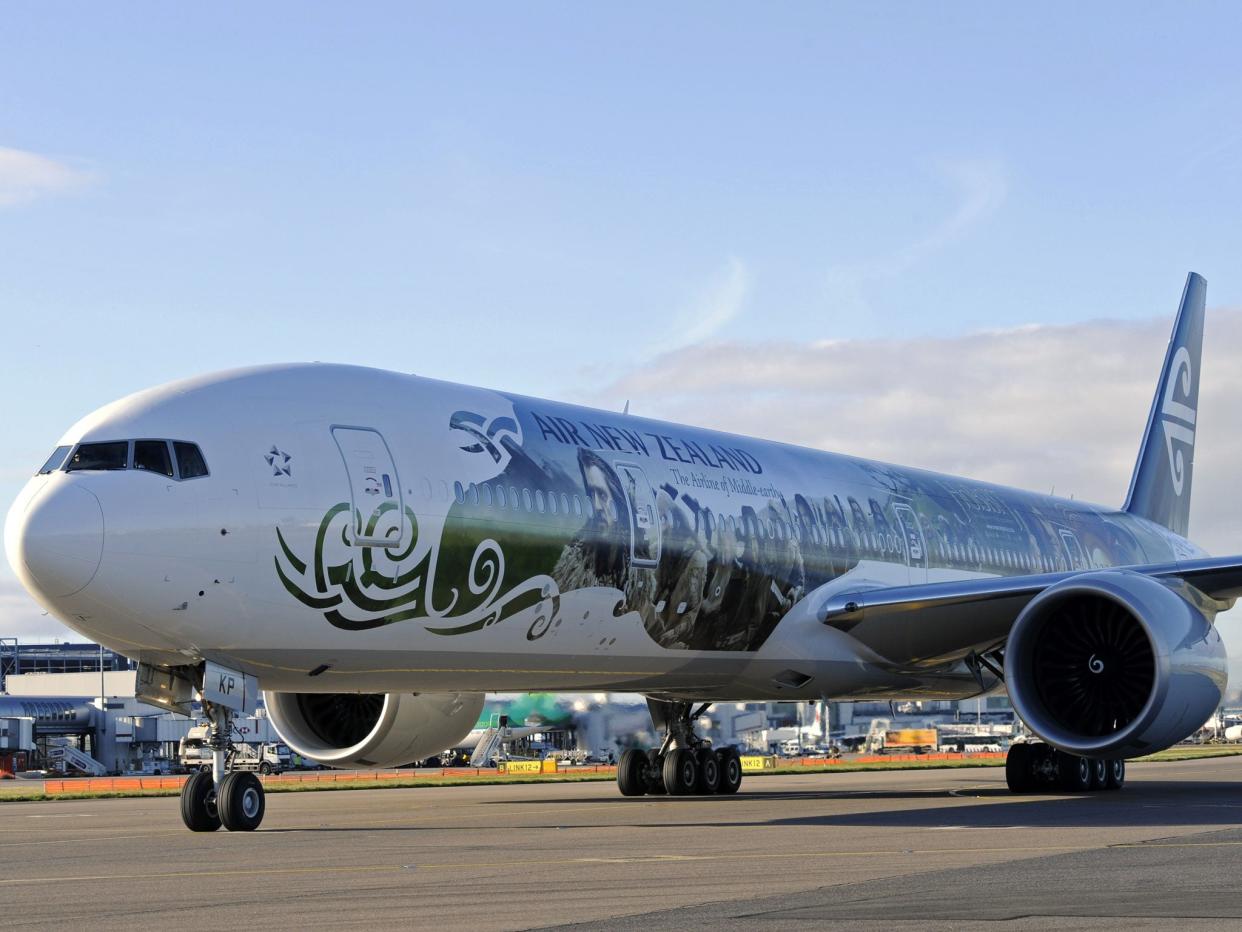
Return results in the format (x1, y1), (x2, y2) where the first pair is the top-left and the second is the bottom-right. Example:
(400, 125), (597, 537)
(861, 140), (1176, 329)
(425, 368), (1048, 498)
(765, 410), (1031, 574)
(275, 394), (1189, 651)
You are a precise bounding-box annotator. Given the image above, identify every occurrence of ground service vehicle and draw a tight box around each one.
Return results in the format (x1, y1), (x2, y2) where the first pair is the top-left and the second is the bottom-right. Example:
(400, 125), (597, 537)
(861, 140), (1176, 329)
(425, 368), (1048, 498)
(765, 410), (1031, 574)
(179, 726), (288, 775)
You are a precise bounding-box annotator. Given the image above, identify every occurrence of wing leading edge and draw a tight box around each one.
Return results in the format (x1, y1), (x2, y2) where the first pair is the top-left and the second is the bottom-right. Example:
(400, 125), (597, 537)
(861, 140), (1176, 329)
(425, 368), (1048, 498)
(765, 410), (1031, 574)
(818, 555), (1242, 667)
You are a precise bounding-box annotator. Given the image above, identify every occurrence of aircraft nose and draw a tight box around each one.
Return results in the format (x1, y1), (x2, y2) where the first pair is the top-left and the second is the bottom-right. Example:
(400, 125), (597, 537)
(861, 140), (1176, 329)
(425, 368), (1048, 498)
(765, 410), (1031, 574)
(6, 483), (104, 598)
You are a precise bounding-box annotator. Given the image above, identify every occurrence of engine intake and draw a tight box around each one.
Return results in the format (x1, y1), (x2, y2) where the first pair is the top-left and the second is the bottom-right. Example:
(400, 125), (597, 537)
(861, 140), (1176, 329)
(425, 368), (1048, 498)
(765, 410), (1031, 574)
(1004, 570), (1226, 758)
(264, 690), (484, 769)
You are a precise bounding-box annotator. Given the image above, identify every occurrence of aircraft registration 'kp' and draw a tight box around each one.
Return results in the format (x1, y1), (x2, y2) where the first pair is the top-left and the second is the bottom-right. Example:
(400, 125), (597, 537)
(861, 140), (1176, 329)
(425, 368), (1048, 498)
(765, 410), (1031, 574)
(5, 273), (1237, 830)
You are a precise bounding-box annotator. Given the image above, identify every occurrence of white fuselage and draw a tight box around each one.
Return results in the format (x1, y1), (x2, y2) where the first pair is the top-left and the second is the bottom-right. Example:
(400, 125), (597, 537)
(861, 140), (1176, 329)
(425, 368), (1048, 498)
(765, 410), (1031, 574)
(4, 364), (1196, 701)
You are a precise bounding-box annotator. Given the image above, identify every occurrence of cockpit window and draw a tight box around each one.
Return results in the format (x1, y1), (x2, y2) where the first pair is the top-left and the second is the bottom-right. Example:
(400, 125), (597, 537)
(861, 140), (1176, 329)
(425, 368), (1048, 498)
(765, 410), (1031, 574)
(37, 446), (71, 475)
(174, 442), (209, 479)
(66, 442), (129, 472)
(134, 440), (174, 477)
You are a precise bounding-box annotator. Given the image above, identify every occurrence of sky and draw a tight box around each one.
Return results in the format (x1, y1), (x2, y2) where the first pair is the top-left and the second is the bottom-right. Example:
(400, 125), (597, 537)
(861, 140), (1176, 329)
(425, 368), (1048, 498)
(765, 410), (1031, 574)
(3, 5), (1242, 676)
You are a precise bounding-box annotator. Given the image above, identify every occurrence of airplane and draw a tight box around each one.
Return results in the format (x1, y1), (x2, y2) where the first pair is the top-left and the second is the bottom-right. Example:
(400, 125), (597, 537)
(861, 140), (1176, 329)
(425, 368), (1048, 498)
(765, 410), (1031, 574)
(4, 272), (1234, 832)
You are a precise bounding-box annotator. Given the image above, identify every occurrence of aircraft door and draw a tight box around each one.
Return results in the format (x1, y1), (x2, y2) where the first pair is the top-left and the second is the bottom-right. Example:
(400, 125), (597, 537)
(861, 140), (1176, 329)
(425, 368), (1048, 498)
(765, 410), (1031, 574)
(893, 502), (927, 583)
(615, 462), (660, 567)
(1059, 528), (1087, 571)
(331, 427), (408, 548)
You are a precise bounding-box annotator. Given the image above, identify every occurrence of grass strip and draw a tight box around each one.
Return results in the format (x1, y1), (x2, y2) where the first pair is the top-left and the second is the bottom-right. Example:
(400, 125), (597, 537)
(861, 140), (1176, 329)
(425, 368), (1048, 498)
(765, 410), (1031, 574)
(3, 745), (1239, 803)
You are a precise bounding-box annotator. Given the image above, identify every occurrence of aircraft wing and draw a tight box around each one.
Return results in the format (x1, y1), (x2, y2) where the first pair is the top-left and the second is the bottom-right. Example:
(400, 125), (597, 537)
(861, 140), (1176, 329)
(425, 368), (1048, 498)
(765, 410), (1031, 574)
(818, 555), (1242, 667)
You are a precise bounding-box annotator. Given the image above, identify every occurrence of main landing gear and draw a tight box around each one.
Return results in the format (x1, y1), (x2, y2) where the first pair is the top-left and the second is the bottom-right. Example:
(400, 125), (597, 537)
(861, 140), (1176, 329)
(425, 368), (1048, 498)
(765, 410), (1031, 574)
(1005, 741), (1126, 793)
(180, 701), (266, 832)
(617, 699), (743, 797)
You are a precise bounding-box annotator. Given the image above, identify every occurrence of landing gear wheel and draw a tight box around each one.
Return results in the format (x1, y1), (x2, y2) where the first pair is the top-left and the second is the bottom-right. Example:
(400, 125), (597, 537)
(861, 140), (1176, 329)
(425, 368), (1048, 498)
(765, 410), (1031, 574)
(617, 749), (647, 797)
(200, 764), (212, 774)
(218, 771), (265, 831)
(1104, 758), (1125, 790)
(696, 749), (721, 794)
(717, 747), (743, 795)
(1088, 758), (1108, 791)
(644, 750), (666, 795)
(663, 748), (698, 796)
(1005, 743), (1036, 793)
(1058, 753), (1093, 792)
(180, 771), (221, 832)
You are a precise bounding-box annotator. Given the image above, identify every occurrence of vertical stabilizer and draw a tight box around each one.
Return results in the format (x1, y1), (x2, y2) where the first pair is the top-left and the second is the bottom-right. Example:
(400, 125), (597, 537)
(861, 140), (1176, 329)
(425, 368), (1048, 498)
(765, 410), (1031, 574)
(1123, 272), (1206, 537)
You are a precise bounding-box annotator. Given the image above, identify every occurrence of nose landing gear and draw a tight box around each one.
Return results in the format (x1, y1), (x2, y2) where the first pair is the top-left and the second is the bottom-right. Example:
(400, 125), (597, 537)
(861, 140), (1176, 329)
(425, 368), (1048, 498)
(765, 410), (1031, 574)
(617, 699), (743, 798)
(180, 700), (267, 831)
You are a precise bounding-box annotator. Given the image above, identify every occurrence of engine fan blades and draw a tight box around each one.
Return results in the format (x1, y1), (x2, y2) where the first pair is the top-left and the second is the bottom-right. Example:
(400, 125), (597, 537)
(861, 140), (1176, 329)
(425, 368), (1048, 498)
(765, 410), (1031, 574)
(295, 692), (385, 748)
(1031, 597), (1154, 737)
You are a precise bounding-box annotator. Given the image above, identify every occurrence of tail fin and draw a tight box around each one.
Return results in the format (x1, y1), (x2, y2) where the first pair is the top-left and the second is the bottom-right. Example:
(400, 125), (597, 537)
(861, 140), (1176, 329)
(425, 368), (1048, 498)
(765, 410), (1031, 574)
(1123, 272), (1206, 537)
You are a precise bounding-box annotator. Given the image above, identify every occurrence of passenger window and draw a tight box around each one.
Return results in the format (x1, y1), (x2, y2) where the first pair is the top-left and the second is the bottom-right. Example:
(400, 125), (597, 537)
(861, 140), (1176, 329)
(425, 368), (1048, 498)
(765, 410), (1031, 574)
(173, 442), (209, 479)
(548, 492), (558, 515)
(469, 483), (479, 506)
(37, 446), (71, 475)
(535, 490), (545, 513)
(453, 481), (466, 504)
(510, 486), (520, 510)
(482, 483), (492, 506)
(496, 485), (506, 508)
(573, 495), (583, 516)
(66, 441), (128, 471)
(561, 493), (570, 514)
(522, 488), (533, 511)
(134, 440), (174, 477)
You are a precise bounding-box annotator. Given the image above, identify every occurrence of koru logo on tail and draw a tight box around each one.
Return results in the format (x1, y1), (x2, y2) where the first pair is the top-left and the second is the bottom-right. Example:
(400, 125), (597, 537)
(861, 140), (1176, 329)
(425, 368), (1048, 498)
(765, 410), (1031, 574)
(1161, 346), (1196, 496)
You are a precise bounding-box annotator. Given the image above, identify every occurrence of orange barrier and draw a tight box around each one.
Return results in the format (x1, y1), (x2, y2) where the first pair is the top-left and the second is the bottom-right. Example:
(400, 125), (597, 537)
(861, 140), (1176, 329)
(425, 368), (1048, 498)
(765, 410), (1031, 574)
(44, 775), (189, 794)
(38, 753), (1004, 794)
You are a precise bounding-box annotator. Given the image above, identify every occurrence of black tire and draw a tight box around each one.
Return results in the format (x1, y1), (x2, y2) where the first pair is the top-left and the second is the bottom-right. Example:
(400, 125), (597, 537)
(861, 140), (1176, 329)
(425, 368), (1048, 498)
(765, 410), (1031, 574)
(1088, 757), (1108, 791)
(717, 747), (743, 795)
(1057, 753), (1093, 792)
(617, 749), (647, 797)
(1104, 758), (1126, 791)
(180, 771), (221, 832)
(696, 749), (721, 795)
(662, 748), (698, 796)
(1005, 743), (1036, 793)
(644, 749), (666, 795)
(218, 771), (265, 831)
(259, 762), (272, 776)
(200, 764), (212, 774)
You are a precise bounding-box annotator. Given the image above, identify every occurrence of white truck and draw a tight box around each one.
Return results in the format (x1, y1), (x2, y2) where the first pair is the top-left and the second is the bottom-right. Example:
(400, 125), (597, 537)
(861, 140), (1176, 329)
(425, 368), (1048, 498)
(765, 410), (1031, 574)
(179, 725), (290, 775)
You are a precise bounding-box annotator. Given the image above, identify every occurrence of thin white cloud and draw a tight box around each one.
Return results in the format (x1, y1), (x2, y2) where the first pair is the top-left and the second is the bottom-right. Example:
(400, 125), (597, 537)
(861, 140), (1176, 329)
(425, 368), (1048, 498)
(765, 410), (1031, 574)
(825, 158), (1008, 316)
(658, 256), (751, 353)
(0, 146), (93, 207)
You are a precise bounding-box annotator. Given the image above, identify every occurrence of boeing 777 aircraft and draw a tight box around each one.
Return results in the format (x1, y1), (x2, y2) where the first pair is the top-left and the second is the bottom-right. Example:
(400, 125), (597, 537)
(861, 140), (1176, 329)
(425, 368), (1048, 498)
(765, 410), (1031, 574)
(5, 273), (1234, 832)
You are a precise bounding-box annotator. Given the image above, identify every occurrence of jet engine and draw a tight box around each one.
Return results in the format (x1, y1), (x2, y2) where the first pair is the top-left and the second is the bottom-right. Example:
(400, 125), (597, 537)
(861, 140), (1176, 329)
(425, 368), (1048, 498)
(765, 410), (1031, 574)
(264, 691), (484, 769)
(1004, 570), (1227, 758)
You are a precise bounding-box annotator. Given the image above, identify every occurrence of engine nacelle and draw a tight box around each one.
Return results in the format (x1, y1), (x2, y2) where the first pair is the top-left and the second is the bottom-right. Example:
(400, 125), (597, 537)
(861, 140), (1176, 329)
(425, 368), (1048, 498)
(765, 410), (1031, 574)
(264, 690), (484, 769)
(1004, 570), (1227, 758)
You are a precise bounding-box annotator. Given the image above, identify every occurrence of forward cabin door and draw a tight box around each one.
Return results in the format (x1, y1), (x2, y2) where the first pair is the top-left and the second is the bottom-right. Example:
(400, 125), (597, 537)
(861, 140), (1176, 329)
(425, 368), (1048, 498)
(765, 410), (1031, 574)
(331, 427), (408, 548)
(615, 462), (661, 567)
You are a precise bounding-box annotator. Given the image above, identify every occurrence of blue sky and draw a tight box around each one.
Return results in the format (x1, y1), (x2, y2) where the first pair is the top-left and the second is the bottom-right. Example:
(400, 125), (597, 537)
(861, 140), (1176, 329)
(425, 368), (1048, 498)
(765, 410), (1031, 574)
(3, 4), (1242, 642)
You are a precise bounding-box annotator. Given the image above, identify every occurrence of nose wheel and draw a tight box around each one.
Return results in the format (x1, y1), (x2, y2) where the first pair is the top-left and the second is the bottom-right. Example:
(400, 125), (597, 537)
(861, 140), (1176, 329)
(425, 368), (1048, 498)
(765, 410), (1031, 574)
(179, 701), (267, 831)
(617, 699), (743, 798)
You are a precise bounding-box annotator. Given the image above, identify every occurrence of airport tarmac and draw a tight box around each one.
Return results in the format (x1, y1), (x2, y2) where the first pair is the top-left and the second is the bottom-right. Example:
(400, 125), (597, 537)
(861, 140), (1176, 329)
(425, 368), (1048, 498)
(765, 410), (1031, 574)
(4, 756), (1242, 930)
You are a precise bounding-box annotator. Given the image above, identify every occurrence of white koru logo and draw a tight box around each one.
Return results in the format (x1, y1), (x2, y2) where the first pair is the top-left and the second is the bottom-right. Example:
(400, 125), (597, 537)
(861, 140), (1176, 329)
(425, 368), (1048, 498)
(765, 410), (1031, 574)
(1161, 346), (1196, 497)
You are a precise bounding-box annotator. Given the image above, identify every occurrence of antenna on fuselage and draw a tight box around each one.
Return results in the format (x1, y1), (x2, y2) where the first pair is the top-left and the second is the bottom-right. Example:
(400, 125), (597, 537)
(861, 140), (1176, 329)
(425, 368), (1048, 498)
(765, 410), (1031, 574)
(623, 400), (630, 415)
